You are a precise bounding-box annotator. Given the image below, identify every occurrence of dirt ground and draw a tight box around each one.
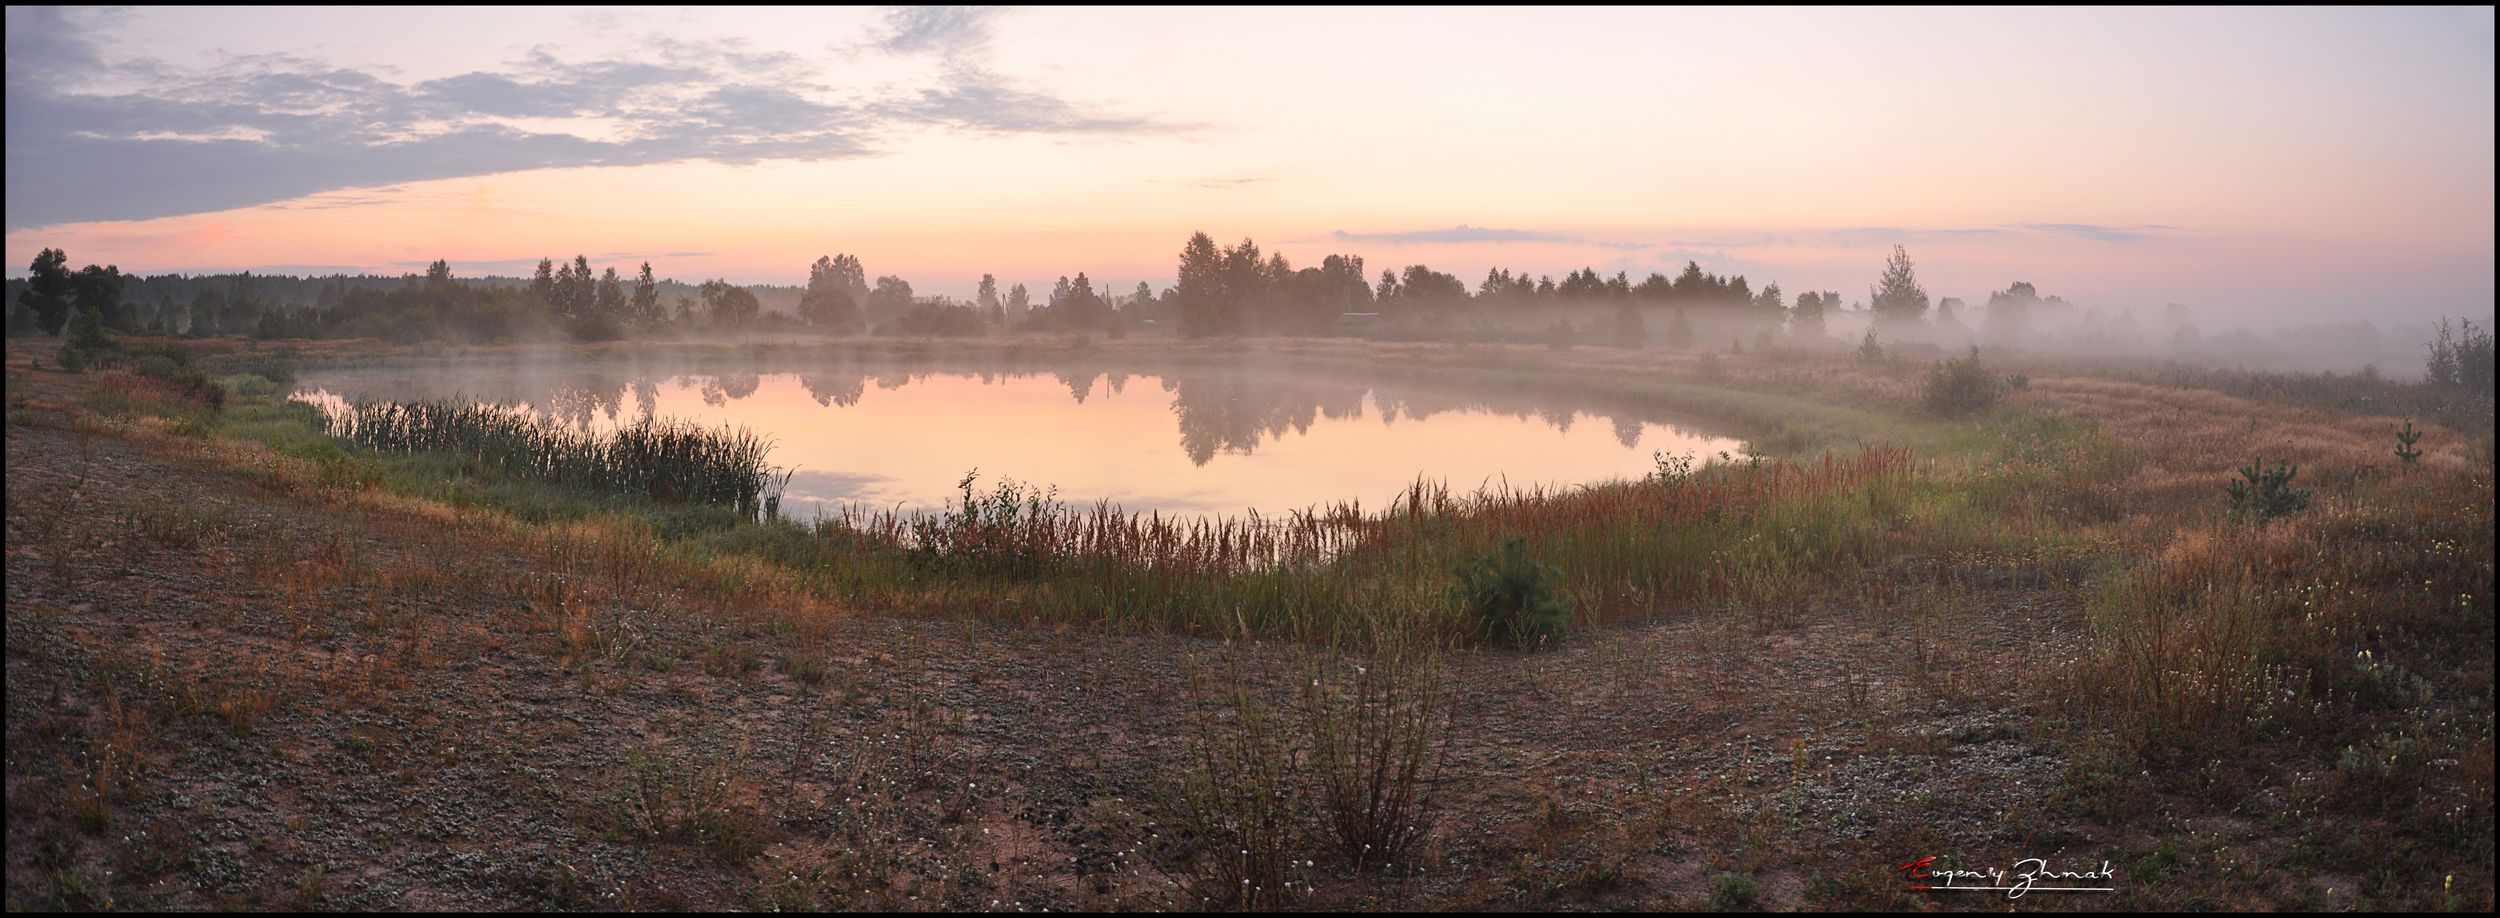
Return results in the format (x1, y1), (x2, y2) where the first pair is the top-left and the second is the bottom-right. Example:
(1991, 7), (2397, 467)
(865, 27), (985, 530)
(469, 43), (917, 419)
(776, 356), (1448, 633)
(2, 355), (2403, 911)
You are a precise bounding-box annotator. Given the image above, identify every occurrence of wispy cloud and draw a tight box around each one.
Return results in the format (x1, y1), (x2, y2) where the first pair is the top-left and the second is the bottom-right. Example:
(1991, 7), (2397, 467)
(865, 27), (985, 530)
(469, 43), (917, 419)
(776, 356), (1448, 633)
(2013, 222), (2173, 242)
(2, 6), (1186, 230)
(1189, 177), (1269, 189)
(1825, 226), (2010, 245)
(1330, 224), (1650, 249)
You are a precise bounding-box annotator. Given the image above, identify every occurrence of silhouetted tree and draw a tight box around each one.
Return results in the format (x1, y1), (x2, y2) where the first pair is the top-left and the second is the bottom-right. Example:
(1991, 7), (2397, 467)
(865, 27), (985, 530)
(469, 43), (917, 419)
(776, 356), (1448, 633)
(1060, 272), (1111, 330)
(70, 264), (129, 332)
(1985, 281), (2039, 345)
(867, 275), (914, 327)
(802, 256), (861, 330)
(20, 248), (73, 336)
(1869, 245), (1929, 330)
(699, 279), (760, 328)
(596, 267), (627, 318)
(632, 262), (661, 326)
(532, 258), (557, 306)
(976, 274), (1000, 312)
(1790, 291), (1827, 340)
(1174, 231), (1228, 336)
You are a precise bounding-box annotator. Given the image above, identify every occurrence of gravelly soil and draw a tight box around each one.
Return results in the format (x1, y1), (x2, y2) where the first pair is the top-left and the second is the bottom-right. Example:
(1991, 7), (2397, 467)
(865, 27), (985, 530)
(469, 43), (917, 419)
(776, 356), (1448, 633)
(7, 370), (2113, 911)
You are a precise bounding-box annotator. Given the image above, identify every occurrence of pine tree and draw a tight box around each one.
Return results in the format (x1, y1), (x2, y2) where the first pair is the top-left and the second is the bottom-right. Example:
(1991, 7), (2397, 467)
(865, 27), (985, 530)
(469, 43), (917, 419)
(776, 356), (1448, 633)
(1869, 245), (1929, 330)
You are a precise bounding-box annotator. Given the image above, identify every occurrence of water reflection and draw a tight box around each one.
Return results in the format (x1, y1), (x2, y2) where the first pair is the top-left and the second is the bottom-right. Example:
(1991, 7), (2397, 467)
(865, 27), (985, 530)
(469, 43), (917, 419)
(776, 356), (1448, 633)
(294, 352), (1745, 517)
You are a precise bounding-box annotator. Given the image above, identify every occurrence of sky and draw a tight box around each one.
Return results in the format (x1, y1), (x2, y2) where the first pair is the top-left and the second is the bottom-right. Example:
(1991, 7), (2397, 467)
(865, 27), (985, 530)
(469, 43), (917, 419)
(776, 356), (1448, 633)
(4, 5), (2493, 328)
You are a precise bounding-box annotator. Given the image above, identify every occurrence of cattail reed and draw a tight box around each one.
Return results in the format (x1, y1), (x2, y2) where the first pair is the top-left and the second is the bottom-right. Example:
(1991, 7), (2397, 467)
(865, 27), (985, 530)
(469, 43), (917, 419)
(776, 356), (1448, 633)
(326, 399), (783, 516)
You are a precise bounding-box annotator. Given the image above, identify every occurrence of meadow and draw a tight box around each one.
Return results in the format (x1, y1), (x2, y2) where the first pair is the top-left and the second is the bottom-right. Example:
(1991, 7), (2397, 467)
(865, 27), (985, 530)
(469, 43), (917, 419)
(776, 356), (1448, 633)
(5, 331), (2490, 910)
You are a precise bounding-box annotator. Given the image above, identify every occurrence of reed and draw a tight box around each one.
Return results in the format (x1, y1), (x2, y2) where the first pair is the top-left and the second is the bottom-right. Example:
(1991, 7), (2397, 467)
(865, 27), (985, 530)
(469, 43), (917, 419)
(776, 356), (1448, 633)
(325, 399), (784, 517)
(777, 445), (1921, 645)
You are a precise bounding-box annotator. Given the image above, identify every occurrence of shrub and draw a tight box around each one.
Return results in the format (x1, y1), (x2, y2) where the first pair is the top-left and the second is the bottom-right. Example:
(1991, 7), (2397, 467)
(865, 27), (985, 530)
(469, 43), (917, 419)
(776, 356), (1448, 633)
(1450, 536), (1570, 649)
(1921, 346), (2005, 416)
(1170, 688), (1307, 908)
(2424, 317), (2495, 390)
(129, 347), (225, 413)
(1857, 330), (1883, 363)
(2224, 459), (2309, 522)
(1301, 651), (1444, 874)
(59, 306), (118, 371)
(1712, 872), (1760, 910)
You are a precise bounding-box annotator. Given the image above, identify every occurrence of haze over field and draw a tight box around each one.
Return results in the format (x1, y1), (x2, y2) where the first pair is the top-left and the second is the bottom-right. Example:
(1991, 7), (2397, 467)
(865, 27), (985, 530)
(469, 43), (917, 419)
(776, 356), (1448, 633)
(5, 5), (2493, 329)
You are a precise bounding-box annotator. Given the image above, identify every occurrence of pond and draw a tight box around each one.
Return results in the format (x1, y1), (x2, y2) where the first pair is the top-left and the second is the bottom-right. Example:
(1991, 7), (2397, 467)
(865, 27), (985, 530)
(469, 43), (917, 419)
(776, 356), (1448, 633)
(292, 352), (1746, 520)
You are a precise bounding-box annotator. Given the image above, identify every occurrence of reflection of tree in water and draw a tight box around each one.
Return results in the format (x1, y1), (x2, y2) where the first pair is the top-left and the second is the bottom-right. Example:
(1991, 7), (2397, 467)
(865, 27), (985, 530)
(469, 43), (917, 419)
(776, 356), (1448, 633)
(1612, 414), (1643, 448)
(1164, 370), (1673, 465)
(1059, 370), (1096, 404)
(1167, 374), (1367, 466)
(304, 352), (1693, 464)
(1539, 404), (1574, 434)
(544, 379), (623, 431)
(800, 374), (865, 407)
(696, 373), (760, 407)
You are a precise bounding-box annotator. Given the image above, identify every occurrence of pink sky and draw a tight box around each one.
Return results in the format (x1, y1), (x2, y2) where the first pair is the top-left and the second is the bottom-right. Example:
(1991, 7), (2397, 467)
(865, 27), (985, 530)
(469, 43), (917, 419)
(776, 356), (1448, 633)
(6, 6), (2492, 327)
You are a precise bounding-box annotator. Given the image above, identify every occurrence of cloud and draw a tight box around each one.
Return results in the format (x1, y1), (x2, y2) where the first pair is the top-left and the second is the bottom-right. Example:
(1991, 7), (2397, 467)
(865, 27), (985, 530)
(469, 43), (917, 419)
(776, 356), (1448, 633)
(1825, 226), (2011, 245)
(4, 7), (1183, 230)
(872, 6), (1001, 57)
(863, 9), (1189, 136)
(2013, 222), (2173, 242)
(1330, 224), (1651, 249)
(1189, 177), (1269, 189)
(881, 65), (1184, 135)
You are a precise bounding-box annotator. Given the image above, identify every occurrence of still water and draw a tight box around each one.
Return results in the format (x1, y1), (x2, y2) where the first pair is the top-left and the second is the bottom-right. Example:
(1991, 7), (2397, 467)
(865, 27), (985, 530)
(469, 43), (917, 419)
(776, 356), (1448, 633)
(293, 355), (1745, 520)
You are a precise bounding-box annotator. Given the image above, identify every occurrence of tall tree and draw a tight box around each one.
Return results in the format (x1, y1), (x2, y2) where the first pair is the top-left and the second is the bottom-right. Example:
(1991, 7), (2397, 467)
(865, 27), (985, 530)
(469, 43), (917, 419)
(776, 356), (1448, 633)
(632, 262), (660, 326)
(1790, 291), (1827, 340)
(185, 287), (225, 338)
(1984, 280), (2039, 345)
(1062, 272), (1110, 330)
(425, 259), (454, 289)
(1752, 282), (1784, 324)
(825, 254), (869, 307)
(699, 279), (760, 327)
(867, 275), (914, 325)
(976, 274), (1000, 311)
(532, 258), (557, 306)
(802, 255), (861, 330)
(1174, 231), (1227, 337)
(20, 248), (74, 336)
(69, 264), (129, 332)
(1006, 282), (1030, 315)
(595, 267), (626, 320)
(1868, 245), (1930, 329)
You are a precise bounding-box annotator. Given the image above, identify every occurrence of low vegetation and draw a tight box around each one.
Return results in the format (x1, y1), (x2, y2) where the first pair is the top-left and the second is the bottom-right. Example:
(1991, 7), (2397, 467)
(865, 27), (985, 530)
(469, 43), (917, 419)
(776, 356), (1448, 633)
(6, 330), (2490, 911)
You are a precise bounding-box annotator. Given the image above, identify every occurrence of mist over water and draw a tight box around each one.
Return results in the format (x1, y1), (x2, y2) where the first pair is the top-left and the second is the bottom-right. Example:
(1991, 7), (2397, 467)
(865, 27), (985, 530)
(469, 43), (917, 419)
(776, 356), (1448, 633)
(292, 356), (1744, 520)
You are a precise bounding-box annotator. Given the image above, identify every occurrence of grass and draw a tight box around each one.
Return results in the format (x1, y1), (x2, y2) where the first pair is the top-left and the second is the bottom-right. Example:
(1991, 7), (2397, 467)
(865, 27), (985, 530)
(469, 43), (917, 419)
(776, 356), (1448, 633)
(7, 332), (2490, 911)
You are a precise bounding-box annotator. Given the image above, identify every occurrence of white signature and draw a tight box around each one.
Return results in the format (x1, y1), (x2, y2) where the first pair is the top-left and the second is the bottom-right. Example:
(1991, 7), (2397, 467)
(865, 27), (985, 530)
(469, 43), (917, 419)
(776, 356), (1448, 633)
(1899, 855), (2117, 899)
